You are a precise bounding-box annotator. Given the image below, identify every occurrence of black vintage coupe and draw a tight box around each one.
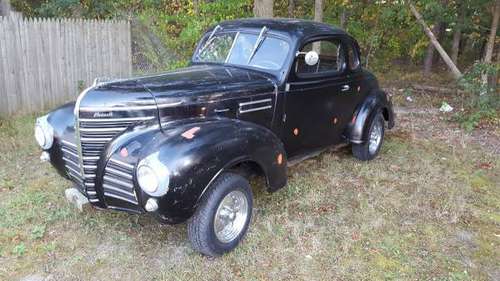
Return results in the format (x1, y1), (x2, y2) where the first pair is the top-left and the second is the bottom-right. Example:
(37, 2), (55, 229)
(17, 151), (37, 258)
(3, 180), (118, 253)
(34, 19), (394, 256)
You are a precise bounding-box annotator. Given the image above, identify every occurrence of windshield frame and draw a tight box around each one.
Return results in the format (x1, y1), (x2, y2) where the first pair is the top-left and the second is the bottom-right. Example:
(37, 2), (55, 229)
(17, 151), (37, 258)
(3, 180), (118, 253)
(191, 28), (294, 79)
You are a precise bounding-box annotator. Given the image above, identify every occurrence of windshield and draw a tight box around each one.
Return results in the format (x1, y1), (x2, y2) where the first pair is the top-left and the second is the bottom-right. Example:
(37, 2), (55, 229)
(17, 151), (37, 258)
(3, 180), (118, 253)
(194, 32), (290, 71)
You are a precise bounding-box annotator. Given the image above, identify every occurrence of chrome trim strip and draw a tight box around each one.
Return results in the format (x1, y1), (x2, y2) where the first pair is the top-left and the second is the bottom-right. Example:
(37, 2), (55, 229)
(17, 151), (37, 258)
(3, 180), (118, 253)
(89, 198), (100, 202)
(79, 116), (155, 122)
(105, 167), (133, 180)
(84, 182), (95, 187)
(61, 139), (77, 148)
(238, 98), (272, 107)
(109, 158), (135, 170)
(79, 104), (157, 111)
(62, 148), (78, 158)
(103, 175), (133, 189)
(62, 156), (79, 167)
(103, 183), (135, 196)
(103, 191), (138, 205)
(83, 156), (100, 161)
(74, 85), (95, 194)
(84, 174), (96, 178)
(79, 127), (127, 132)
(214, 108), (230, 113)
(239, 105), (272, 114)
(86, 191), (97, 195)
(65, 164), (81, 177)
(83, 165), (97, 169)
(80, 137), (112, 142)
(157, 101), (183, 108)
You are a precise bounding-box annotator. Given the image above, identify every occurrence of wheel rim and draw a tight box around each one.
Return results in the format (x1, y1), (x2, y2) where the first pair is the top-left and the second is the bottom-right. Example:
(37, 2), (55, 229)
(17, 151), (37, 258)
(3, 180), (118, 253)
(368, 119), (383, 155)
(214, 190), (249, 243)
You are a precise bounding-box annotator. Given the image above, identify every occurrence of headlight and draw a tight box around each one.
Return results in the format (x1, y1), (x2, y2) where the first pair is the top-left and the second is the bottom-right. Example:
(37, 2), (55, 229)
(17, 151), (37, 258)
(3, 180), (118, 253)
(34, 115), (54, 150)
(137, 165), (159, 193)
(137, 152), (170, 196)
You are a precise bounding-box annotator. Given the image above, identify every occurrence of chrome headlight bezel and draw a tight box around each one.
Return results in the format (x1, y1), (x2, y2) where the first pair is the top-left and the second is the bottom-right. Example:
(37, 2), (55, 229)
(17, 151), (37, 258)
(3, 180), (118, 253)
(136, 152), (170, 197)
(34, 115), (54, 150)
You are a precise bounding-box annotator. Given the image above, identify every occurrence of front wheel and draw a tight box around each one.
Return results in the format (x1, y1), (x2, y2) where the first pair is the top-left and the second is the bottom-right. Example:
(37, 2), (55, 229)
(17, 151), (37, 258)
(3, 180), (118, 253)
(187, 172), (253, 256)
(352, 111), (385, 161)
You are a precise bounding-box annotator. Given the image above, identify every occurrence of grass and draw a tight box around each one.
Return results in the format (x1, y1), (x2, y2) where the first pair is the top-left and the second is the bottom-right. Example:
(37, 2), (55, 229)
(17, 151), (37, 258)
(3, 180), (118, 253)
(0, 107), (499, 280)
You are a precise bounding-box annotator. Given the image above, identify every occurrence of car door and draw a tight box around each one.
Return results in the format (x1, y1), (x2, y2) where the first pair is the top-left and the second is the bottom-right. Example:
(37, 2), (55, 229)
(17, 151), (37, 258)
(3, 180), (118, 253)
(282, 36), (351, 157)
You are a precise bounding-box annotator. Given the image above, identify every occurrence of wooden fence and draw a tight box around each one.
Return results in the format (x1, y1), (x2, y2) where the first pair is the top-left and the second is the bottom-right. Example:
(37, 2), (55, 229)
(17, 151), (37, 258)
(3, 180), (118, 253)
(0, 14), (132, 116)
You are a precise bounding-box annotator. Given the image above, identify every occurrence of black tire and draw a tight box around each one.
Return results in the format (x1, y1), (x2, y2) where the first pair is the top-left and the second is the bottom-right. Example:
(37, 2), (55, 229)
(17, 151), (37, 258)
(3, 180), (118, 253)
(352, 110), (385, 161)
(187, 172), (253, 257)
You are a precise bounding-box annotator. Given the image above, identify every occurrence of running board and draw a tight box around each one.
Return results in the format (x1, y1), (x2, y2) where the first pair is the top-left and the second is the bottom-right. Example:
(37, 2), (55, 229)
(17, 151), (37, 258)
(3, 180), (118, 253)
(287, 144), (349, 167)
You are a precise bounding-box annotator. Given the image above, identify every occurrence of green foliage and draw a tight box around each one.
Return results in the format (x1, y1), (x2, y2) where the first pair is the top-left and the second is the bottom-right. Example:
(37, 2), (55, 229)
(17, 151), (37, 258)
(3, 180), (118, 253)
(454, 63), (499, 130)
(140, 0), (253, 68)
(12, 243), (26, 256)
(30, 225), (46, 240)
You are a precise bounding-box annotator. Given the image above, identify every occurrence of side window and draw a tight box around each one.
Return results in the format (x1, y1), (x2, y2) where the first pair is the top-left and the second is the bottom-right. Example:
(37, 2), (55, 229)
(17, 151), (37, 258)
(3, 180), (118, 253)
(347, 43), (360, 71)
(295, 39), (345, 75)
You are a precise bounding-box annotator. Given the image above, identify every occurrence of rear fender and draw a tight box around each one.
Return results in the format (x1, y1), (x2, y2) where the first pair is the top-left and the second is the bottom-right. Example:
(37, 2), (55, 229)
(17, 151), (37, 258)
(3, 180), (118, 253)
(346, 90), (395, 144)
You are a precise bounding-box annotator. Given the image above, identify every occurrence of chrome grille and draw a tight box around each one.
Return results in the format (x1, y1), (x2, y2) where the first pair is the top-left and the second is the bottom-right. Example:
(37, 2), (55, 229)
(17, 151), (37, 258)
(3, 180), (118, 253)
(77, 116), (155, 203)
(103, 158), (138, 205)
(61, 139), (84, 191)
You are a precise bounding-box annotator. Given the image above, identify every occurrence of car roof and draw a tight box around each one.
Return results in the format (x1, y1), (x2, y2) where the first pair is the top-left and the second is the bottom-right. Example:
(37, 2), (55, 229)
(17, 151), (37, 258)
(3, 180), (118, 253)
(216, 18), (348, 40)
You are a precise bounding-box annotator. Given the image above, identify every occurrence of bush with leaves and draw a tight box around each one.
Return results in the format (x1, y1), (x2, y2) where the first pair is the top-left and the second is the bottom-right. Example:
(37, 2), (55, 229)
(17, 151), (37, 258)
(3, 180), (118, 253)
(455, 62), (499, 130)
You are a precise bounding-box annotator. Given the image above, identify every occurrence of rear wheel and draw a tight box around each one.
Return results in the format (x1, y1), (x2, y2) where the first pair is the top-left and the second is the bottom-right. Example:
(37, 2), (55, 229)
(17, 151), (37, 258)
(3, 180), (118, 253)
(352, 111), (385, 161)
(187, 172), (253, 256)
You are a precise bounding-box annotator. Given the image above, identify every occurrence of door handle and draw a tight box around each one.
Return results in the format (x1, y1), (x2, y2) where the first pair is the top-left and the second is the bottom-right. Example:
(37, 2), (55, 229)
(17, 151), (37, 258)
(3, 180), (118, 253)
(341, 85), (350, 92)
(214, 108), (230, 113)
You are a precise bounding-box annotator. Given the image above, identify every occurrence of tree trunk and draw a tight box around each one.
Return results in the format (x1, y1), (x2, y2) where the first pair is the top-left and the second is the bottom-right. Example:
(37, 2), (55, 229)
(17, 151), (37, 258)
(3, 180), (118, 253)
(254, 0), (273, 18)
(312, 0), (323, 53)
(483, 0), (500, 63)
(0, 0), (11, 16)
(193, 0), (200, 15)
(340, 8), (348, 29)
(409, 2), (462, 80)
(451, 1), (465, 64)
(493, 47), (500, 89)
(314, 0), (323, 22)
(482, 0), (500, 88)
(288, 0), (295, 18)
(423, 22), (442, 76)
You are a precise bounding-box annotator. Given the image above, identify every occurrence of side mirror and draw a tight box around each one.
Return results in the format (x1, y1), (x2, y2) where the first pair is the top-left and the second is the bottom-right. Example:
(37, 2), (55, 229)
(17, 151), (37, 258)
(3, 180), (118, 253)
(304, 51), (319, 66)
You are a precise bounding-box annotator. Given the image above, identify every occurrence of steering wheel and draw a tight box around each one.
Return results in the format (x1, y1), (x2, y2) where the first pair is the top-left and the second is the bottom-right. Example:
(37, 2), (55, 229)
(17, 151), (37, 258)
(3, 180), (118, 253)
(252, 60), (281, 69)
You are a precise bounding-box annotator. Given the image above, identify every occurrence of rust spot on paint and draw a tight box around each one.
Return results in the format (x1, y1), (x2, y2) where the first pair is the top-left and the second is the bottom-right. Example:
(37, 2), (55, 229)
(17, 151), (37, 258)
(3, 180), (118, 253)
(277, 153), (283, 165)
(182, 127), (200, 139)
(120, 147), (128, 157)
(293, 128), (299, 136)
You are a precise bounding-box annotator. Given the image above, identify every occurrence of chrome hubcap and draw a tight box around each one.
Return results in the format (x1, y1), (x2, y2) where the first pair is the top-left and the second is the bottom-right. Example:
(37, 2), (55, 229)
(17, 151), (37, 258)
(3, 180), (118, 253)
(214, 190), (249, 243)
(368, 119), (383, 154)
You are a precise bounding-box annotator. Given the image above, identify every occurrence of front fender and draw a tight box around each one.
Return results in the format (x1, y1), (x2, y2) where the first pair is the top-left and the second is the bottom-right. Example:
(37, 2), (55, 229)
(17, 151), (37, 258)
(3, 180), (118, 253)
(105, 117), (287, 223)
(346, 90), (395, 144)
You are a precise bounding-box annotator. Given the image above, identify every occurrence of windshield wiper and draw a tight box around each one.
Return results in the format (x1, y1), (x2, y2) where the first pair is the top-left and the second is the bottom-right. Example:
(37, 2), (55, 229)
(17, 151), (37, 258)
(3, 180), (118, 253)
(247, 26), (268, 64)
(196, 25), (222, 60)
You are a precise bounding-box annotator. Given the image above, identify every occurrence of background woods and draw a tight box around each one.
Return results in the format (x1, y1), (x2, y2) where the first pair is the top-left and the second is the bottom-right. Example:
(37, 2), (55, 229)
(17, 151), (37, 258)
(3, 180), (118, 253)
(9, 0), (499, 75)
(3, 0), (500, 124)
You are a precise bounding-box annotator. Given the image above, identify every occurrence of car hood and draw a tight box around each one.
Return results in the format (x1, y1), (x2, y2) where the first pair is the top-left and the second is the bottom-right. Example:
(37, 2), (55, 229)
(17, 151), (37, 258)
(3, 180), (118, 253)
(79, 64), (276, 128)
(136, 64), (276, 104)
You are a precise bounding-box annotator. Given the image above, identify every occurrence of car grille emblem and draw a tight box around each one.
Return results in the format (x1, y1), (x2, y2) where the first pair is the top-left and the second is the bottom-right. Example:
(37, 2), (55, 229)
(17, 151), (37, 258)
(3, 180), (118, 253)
(93, 111), (113, 118)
